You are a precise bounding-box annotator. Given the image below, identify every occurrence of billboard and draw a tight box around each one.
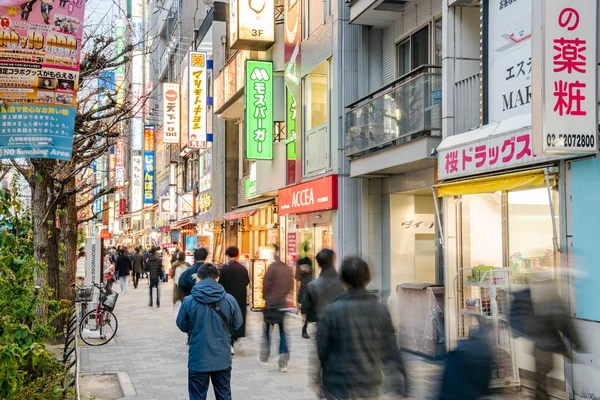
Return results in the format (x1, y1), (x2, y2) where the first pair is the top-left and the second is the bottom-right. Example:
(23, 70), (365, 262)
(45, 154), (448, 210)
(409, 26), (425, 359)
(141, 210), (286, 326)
(131, 155), (143, 211)
(188, 52), (208, 149)
(143, 151), (155, 204)
(245, 60), (273, 160)
(163, 83), (180, 144)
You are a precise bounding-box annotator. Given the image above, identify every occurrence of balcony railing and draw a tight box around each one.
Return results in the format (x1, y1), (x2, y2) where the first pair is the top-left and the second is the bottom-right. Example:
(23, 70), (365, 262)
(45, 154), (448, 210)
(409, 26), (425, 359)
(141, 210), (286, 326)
(345, 65), (442, 157)
(454, 73), (480, 134)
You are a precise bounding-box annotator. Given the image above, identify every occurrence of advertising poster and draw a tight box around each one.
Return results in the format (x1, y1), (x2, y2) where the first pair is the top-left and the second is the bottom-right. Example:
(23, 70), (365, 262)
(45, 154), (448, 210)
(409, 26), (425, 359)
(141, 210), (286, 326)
(0, 0), (86, 160)
(185, 235), (198, 255)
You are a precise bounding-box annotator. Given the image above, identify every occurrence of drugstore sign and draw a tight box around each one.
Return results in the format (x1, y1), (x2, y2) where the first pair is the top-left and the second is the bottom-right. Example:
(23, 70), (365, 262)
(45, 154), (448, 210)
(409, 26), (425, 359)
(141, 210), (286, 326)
(278, 175), (338, 215)
(245, 60), (273, 160)
(188, 52), (207, 149)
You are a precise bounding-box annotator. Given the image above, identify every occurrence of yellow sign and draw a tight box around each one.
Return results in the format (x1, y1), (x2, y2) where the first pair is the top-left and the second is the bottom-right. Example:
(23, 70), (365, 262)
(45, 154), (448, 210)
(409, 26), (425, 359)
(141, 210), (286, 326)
(198, 193), (212, 213)
(188, 52), (207, 149)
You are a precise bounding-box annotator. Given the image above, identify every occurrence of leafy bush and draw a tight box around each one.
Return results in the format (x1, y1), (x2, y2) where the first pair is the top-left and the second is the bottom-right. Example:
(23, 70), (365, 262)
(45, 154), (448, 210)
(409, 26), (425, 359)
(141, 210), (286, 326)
(0, 182), (70, 399)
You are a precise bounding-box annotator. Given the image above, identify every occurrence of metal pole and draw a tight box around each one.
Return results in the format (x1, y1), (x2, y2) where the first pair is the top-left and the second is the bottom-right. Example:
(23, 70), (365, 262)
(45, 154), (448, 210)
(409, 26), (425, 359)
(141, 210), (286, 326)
(432, 186), (445, 249)
(543, 168), (560, 253)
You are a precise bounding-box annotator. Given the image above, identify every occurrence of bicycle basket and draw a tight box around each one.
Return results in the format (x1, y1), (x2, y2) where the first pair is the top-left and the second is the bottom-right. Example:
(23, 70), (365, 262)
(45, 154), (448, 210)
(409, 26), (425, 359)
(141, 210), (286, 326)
(76, 287), (93, 303)
(102, 292), (119, 311)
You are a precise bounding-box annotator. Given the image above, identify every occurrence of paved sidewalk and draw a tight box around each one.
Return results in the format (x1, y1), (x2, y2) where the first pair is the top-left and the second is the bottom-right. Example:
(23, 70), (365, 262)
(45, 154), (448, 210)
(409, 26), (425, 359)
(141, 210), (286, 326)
(79, 277), (534, 400)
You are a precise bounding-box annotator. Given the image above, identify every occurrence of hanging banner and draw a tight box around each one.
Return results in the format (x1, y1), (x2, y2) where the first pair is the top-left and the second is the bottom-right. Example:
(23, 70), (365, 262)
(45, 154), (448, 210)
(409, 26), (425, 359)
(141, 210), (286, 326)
(132, 118), (143, 151)
(245, 60), (273, 160)
(144, 124), (155, 151)
(532, 0), (598, 154)
(284, 0), (301, 181)
(131, 155), (143, 211)
(143, 151), (155, 204)
(119, 199), (127, 215)
(180, 53), (189, 149)
(163, 83), (180, 144)
(189, 52), (207, 149)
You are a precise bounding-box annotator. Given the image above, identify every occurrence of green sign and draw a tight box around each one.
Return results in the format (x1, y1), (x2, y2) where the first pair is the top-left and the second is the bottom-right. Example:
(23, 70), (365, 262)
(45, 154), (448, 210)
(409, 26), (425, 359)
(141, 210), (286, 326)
(245, 177), (256, 198)
(286, 88), (297, 160)
(245, 60), (273, 160)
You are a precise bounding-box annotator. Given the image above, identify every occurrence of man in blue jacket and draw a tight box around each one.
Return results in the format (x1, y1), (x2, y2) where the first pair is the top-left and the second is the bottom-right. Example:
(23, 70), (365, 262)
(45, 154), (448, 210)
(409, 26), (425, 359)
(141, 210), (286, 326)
(176, 263), (242, 400)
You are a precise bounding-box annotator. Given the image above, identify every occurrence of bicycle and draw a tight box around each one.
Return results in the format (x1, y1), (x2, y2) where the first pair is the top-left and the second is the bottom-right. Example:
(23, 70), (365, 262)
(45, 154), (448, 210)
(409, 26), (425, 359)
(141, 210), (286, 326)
(72, 283), (93, 323)
(73, 282), (119, 346)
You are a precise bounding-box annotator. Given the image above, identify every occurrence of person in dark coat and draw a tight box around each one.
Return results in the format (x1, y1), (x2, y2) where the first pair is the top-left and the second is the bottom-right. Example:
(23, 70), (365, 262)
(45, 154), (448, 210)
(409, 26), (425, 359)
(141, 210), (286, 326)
(115, 249), (132, 294)
(261, 244), (294, 372)
(132, 247), (144, 289)
(145, 247), (164, 307)
(219, 246), (250, 355)
(316, 256), (409, 400)
(295, 253), (313, 339)
(302, 249), (343, 324)
(178, 248), (209, 297)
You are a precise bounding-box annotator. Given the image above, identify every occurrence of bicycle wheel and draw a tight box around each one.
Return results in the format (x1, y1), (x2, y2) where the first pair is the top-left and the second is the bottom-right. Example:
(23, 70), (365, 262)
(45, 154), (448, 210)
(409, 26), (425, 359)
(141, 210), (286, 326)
(79, 309), (118, 346)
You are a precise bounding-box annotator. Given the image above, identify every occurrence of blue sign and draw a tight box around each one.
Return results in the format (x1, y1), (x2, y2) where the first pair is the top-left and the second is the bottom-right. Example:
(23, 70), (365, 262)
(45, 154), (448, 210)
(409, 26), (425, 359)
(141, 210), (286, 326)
(132, 118), (143, 151)
(143, 151), (155, 204)
(0, 105), (75, 161)
(97, 71), (115, 116)
(185, 235), (198, 253)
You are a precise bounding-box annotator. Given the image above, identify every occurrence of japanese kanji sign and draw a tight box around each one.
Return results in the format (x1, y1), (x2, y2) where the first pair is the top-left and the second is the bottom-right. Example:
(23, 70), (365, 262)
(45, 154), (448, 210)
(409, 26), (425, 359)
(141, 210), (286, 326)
(188, 52), (207, 149)
(532, 0), (597, 154)
(486, 0), (532, 124)
(438, 129), (559, 180)
(245, 60), (273, 160)
(131, 155), (143, 212)
(143, 151), (155, 204)
(162, 83), (180, 144)
(144, 125), (155, 151)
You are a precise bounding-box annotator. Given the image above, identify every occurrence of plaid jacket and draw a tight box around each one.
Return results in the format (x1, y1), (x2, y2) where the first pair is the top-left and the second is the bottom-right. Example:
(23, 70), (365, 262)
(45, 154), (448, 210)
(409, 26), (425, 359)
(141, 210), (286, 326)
(317, 289), (409, 399)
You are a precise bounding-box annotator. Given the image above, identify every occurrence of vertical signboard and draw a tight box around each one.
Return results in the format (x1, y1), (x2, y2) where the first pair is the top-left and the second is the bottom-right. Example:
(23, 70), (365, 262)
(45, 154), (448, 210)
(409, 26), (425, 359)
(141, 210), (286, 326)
(230, 0), (275, 50)
(131, 155), (143, 211)
(115, 22), (126, 106)
(284, 0), (301, 183)
(163, 83), (181, 144)
(144, 125), (155, 151)
(189, 52), (208, 149)
(131, 118), (143, 151)
(245, 60), (274, 160)
(143, 152), (155, 204)
(115, 138), (125, 191)
(485, 0), (532, 123)
(180, 53), (189, 149)
(532, 0), (598, 154)
(0, 0), (87, 161)
(84, 238), (101, 287)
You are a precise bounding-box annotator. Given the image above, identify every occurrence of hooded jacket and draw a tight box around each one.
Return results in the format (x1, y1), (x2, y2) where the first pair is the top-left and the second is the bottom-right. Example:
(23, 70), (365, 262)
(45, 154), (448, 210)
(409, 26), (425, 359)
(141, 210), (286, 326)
(176, 279), (243, 373)
(145, 254), (163, 281)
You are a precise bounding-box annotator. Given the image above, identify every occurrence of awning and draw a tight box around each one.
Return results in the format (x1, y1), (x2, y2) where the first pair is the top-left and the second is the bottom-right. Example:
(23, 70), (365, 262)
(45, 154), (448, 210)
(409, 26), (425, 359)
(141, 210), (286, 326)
(434, 169), (552, 197)
(171, 218), (192, 229)
(222, 199), (274, 220)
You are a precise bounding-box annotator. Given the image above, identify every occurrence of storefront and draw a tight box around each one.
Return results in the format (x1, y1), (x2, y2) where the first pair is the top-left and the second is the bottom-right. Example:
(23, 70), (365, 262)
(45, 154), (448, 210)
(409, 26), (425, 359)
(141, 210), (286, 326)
(437, 122), (566, 389)
(278, 175), (338, 278)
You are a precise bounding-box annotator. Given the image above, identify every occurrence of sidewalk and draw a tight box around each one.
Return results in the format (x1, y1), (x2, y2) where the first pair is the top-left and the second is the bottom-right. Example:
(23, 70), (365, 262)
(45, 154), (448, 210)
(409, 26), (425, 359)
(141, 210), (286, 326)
(79, 277), (534, 400)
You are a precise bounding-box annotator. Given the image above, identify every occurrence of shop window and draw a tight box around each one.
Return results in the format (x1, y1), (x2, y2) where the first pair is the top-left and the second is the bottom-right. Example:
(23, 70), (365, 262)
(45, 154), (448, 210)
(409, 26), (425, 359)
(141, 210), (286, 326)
(303, 0), (330, 39)
(303, 61), (330, 176)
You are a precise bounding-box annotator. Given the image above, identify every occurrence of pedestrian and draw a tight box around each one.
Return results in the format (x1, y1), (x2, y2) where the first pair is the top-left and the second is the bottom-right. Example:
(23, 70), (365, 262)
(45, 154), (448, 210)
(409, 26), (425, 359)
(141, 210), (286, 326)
(109, 247), (117, 264)
(116, 248), (132, 294)
(219, 246), (250, 356)
(76, 247), (86, 278)
(316, 256), (410, 400)
(301, 249), (342, 326)
(172, 252), (191, 304)
(162, 247), (171, 282)
(261, 244), (294, 372)
(172, 245), (181, 264)
(132, 247), (144, 289)
(295, 246), (314, 339)
(142, 247), (150, 279)
(145, 247), (164, 307)
(176, 263), (243, 400)
(178, 248), (209, 297)
(103, 254), (116, 295)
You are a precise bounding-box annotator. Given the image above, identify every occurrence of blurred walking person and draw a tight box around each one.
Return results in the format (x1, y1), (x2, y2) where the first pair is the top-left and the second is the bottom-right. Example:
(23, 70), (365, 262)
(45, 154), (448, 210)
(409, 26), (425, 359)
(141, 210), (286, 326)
(317, 256), (409, 400)
(116, 248), (132, 294)
(176, 263), (242, 400)
(219, 246), (250, 356)
(178, 248), (209, 297)
(295, 244), (313, 339)
(301, 249), (342, 329)
(132, 247), (144, 289)
(261, 244), (294, 372)
(172, 252), (191, 320)
(145, 247), (164, 307)
(162, 247), (171, 282)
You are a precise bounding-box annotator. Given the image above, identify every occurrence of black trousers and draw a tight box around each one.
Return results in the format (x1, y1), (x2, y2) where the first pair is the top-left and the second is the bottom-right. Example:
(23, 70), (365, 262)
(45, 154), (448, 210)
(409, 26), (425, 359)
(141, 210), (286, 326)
(133, 272), (140, 288)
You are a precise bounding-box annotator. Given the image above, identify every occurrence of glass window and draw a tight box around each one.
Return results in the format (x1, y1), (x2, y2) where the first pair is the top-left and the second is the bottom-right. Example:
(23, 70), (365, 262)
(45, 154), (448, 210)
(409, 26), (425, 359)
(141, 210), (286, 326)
(434, 18), (443, 66)
(304, 0), (329, 38)
(398, 40), (410, 76)
(305, 61), (328, 130)
(411, 26), (429, 70)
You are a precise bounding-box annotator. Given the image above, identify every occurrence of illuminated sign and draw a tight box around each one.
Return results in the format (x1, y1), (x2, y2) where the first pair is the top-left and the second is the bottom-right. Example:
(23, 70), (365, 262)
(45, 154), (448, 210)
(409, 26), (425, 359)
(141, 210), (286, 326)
(198, 193), (212, 213)
(230, 0), (275, 50)
(132, 155), (143, 211)
(189, 52), (208, 148)
(245, 60), (273, 160)
(162, 83), (180, 144)
(143, 152), (155, 204)
(144, 125), (155, 151)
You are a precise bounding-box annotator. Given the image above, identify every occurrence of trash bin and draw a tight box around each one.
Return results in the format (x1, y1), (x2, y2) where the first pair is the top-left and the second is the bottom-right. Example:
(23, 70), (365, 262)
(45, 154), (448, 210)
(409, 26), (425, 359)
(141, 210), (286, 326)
(397, 283), (445, 358)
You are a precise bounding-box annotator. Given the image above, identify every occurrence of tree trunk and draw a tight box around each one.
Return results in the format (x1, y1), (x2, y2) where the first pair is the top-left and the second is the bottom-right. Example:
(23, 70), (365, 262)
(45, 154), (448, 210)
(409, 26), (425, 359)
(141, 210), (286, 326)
(59, 177), (78, 303)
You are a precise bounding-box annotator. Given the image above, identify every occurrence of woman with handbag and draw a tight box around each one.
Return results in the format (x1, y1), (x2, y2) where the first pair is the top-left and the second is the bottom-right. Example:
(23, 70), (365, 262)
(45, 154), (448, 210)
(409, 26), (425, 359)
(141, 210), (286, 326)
(103, 254), (116, 294)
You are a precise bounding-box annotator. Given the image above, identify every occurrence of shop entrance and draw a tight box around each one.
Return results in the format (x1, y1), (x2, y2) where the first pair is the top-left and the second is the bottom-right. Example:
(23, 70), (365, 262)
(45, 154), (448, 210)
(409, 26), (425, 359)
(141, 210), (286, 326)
(295, 211), (333, 276)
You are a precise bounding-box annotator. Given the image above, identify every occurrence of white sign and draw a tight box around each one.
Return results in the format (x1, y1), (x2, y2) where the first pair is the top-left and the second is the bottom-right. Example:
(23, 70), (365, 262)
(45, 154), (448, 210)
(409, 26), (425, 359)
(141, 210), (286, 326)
(189, 52), (208, 149)
(532, 0), (598, 154)
(163, 83), (181, 144)
(438, 126), (560, 180)
(84, 238), (101, 287)
(115, 166), (125, 189)
(132, 155), (143, 211)
(487, 0), (532, 123)
(229, 0), (275, 50)
(131, 118), (143, 151)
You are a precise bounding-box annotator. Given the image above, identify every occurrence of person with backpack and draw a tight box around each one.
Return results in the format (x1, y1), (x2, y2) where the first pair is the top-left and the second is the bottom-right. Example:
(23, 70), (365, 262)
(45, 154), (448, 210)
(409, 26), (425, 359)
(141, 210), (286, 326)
(115, 248), (132, 294)
(178, 248), (209, 297)
(176, 263), (242, 400)
(145, 247), (164, 307)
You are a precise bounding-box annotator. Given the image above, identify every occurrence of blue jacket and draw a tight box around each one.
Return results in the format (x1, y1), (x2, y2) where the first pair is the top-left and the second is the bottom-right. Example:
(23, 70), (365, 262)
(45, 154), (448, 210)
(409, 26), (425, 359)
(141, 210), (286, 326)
(176, 278), (243, 373)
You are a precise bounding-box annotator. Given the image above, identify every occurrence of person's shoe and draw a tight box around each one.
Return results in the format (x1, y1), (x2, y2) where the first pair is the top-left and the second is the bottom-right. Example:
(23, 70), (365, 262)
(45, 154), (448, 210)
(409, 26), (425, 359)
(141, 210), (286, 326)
(279, 366), (288, 373)
(156, 303), (160, 308)
(231, 346), (235, 357)
(148, 303), (152, 307)
(260, 345), (270, 363)
(302, 332), (310, 339)
(278, 353), (289, 371)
